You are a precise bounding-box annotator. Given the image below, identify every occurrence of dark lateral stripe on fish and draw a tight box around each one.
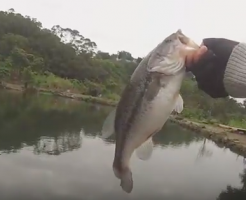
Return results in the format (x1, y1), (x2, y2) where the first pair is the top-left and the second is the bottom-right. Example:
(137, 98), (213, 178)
(114, 80), (146, 169)
(113, 72), (160, 169)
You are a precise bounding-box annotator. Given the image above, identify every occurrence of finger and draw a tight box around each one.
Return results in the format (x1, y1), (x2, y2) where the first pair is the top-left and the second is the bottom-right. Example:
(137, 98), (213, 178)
(185, 46), (207, 66)
(185, 52), (196, 66)
(193, 46), (208, 63)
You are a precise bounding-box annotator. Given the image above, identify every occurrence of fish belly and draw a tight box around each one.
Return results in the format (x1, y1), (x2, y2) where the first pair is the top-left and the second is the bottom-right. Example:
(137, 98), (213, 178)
(122, 87), (175, 163)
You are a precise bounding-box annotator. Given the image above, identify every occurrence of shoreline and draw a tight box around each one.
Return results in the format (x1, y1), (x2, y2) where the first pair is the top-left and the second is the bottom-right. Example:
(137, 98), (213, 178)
(169, 116), (246, 158)
(2, 82), (117, 107)
(2, 82), (246, 157)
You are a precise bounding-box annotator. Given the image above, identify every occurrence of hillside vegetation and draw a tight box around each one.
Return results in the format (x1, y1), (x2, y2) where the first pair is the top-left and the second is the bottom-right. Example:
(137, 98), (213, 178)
(0, 8), (246, 128)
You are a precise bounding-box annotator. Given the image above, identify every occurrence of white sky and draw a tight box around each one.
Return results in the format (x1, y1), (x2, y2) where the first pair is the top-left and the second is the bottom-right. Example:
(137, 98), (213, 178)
(2, 0), (246, 58)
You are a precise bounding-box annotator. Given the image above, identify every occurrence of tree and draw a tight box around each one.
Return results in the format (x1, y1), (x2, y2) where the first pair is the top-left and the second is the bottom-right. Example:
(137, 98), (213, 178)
(117, 50), (133, 61)
(22, 66), (34, 89)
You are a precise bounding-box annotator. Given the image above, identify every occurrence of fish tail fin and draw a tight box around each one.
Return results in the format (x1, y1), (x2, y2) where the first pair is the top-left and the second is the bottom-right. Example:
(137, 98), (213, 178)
(120, 167), (133, 193)
(112, 161), (133, 193)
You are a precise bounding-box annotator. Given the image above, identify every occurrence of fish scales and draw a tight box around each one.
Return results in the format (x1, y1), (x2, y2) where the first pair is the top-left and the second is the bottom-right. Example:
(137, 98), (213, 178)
(114, 71), (161, 169)
(100, 29), (200, 193)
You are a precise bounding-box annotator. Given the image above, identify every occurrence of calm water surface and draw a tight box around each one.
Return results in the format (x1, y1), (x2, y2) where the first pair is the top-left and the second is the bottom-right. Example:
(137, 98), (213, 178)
(0, 90), (245, 200)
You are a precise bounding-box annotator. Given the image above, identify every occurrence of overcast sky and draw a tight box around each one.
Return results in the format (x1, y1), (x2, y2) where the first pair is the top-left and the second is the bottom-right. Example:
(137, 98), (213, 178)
(2, 0), (246, 58)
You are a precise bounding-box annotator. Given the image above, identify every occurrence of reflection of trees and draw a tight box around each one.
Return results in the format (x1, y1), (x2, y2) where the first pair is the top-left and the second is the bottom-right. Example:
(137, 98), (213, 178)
(153, 122), (203, 147)
(34, 130), (84, 155)
(102, 119), (204, 147)
(0, 90), (204, 154)
(196, 139), (213, 160)
(217, 169), (246, 200)
(0, 91), (111, 154)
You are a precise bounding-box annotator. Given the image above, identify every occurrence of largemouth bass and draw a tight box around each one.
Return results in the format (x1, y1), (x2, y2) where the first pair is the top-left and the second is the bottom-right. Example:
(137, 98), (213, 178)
(100, 29), (199, 193)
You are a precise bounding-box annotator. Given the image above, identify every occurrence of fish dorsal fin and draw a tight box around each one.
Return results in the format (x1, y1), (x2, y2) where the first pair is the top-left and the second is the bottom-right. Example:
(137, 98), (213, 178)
(100, 108), (116, 139)
(173, 94), (183, 113)
(136, 137), (154, 161)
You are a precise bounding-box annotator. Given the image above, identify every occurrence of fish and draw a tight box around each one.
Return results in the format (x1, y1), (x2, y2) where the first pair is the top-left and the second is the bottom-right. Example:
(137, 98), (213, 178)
(100, 29), (199, 193)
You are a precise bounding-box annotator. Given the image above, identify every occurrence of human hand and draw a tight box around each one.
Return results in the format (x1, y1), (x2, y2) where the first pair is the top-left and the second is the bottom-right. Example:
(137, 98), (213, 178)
(186, 38), (239, 98)
(185, 45), (208, 67)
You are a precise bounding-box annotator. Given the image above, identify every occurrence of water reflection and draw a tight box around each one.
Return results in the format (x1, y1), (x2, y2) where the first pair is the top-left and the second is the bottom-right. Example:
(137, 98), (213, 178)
(0, 91), (111, 154)
(100, 116), (205, 193)
(34, 130), (84, 155)
(196, 139), (213, 161)
(217, 169), (246, 200)
(101, 119), (204, 147)
(0, 90), (204, 155)
(0, 91), (245, 200)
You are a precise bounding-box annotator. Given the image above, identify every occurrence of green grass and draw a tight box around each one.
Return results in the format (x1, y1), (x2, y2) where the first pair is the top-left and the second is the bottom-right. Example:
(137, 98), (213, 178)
(228, 119), (246, 129)
(32, 72), (87, 93)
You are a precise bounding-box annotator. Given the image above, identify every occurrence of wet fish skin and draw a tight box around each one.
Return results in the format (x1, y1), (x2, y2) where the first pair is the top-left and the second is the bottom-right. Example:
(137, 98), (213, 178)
(101, 29), (199, 193)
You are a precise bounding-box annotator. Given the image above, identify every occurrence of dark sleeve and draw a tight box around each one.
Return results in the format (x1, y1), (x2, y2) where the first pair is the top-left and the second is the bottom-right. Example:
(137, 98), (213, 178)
(187, 49), (229, 98)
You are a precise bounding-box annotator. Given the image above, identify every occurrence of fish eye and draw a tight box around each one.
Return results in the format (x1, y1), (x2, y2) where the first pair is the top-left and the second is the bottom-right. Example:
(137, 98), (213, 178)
(165, 39), (172, 43)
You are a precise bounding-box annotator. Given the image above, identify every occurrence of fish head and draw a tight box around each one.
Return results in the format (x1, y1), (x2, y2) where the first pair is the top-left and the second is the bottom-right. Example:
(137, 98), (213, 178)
(147, 29), (199, 75)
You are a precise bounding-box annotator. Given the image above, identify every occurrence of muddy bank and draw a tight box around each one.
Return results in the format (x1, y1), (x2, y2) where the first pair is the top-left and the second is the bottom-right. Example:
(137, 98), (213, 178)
(2, 82), (117, 107)
(169, 116), (246, 158)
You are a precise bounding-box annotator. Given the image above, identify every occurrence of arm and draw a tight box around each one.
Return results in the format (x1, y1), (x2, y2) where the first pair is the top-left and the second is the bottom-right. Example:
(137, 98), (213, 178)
(223, 43), (246, 98)
(187, 38), (246, 99)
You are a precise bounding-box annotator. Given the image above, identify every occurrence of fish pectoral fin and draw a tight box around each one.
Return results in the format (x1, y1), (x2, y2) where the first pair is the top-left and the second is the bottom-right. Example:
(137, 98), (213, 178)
(136, 137), (154, 161)
(100, 108), (116, 139)
(173, 94), (183, 113)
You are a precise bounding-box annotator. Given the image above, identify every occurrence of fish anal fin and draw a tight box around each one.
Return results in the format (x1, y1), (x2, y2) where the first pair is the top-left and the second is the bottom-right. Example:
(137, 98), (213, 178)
(100, 108), (116, 139)
(173, 94), (183, 114)
(136, 137), (154, 161)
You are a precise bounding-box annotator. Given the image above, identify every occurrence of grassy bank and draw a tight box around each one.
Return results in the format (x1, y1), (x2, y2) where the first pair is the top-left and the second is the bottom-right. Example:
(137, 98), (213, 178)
(2, 82), (117, 106)
(170, 116), (246, 157)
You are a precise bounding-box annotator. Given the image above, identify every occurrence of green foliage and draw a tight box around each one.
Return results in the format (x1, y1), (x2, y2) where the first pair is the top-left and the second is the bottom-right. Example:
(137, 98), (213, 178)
(0, 8), (138, 97)
(0, 63), (10, 81)
(228, 119), (246, 129)
(180, 77), (246, 128)
(36, 73), (69, 88)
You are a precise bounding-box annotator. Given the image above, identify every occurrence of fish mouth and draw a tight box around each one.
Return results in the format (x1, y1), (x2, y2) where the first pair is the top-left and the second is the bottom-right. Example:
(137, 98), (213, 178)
(175, 29), (200, 60)
(176, 29), (199, 50)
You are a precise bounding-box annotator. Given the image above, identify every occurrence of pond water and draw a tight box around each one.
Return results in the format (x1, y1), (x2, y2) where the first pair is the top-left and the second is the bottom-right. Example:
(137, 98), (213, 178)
(0, 90), (245, 200)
